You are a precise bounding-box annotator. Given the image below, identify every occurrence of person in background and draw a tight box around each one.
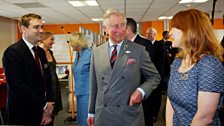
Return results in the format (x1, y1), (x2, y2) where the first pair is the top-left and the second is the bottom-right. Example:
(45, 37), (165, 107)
(69, 32), (92, 126)
(126, 17), (156, 126)
(38, 31), (63, 126)
(87, 8), (160, 126)
(126, 17), (151, 51)
(160, 31), (178, 66)
(160, 31), (178, 92)
(166, 9), (224, 126)
(145, 27), (166, 123)
(2, 13), (54, 125)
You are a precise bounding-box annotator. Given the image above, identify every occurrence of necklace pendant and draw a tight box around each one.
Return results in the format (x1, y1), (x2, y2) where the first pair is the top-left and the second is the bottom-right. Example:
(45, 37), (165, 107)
(180, 73), (188, 80)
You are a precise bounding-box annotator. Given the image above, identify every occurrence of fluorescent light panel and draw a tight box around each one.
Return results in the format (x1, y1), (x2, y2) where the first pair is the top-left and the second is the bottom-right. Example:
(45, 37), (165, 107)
(68, 1), (85, 6)
(85, 1), (98, 6)
(91, 18), (102, 21)
(68, 0), (98, 7)
(179, 0), (208, 3)
(158, 16), (173, 20)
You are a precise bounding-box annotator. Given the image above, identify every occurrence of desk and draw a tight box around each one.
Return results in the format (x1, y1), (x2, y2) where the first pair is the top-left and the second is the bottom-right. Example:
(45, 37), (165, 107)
(58, 74), (69, 82)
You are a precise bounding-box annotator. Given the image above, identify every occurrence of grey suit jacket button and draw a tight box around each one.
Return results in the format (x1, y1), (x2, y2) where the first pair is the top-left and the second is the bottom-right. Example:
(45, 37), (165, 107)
(104, 104), (107, 107)
(122, 76), (125, 79)
(116, 105), (120, 107)
(102, 77), (104, 80)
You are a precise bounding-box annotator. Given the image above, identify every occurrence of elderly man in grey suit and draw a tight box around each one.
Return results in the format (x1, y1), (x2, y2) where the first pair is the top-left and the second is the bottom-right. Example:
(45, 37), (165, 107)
(87, 9), (160, 126)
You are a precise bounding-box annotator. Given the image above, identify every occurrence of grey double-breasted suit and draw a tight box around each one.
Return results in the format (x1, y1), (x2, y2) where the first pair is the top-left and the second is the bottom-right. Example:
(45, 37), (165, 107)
(89, 39), (160, 126)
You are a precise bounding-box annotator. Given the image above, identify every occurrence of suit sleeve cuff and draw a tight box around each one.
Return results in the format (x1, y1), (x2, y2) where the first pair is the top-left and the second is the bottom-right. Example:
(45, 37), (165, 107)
(137, 88), (145, 100)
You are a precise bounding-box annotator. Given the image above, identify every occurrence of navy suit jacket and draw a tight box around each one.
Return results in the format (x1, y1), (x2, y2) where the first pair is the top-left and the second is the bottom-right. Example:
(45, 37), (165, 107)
(2, 39), (53, 125)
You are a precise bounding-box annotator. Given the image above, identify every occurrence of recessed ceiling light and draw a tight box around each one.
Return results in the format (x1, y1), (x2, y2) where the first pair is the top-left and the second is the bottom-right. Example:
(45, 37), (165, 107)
(91, 18), (102, 21)
(68, 0), (98, 7)
(158, 16), (173, 20)
(85, 1), (98, 6)
(179, 0), (208, 3)
(68, 1), (85, 7)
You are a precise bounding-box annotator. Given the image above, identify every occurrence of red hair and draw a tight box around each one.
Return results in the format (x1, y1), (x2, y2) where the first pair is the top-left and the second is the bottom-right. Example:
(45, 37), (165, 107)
(171, 9), (223, 64)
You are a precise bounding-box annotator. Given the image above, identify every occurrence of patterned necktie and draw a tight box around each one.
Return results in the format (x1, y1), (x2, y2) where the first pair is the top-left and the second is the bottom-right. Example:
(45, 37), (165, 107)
(32, 46), (42, 73)
(110, 45), (117, 68)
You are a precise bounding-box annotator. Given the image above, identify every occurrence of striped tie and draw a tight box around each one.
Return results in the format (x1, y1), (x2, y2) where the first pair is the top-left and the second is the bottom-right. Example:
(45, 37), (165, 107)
(110, 45), (117, 68)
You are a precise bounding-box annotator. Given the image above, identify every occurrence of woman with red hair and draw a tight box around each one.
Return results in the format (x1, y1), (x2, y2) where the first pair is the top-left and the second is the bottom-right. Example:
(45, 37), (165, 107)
(166, 9), (224, 126)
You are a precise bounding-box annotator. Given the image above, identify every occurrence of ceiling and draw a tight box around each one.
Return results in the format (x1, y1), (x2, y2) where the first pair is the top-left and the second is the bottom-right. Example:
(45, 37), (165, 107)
(0, 0), (223, 24)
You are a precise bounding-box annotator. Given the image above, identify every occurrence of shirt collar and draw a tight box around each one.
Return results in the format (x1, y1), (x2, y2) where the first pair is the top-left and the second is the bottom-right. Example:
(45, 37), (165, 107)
(109, 39), (123, 48)
(22, 36), (35, 50)
(131, 34), (138, 42)
(151, 39), (156, 44)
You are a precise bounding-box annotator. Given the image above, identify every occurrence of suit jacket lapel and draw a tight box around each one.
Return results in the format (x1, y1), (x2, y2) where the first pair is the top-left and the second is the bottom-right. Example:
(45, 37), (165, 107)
(20, 40), (38, 69)
(21, 40), (44, 78)
(101, 42), (111, 70)
(108, 40), (130, 88)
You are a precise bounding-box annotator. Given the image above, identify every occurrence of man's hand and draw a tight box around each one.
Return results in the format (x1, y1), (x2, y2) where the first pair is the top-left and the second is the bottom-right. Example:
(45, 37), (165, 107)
(129, 90), (142, 106)
(45, 102), (54, 114)
(40, 110), (52, 126)
(40, 103), (54, 125)
(87, 117), (95, 126)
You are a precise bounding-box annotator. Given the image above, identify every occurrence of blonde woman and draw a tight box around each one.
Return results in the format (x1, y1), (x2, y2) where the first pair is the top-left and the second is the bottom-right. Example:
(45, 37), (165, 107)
(166, 9), (224, 126)
(38, 32), (63, 126)
(69, 32), (92, 126)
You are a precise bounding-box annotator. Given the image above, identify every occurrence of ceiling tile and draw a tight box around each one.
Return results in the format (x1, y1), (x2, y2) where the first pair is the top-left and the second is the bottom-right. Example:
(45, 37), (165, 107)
(0, 0), (222, 24)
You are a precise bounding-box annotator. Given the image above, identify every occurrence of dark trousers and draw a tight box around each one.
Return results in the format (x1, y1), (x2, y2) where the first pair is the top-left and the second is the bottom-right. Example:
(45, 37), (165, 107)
(142, 81), (163, 126)
(220, 102), (224, 126)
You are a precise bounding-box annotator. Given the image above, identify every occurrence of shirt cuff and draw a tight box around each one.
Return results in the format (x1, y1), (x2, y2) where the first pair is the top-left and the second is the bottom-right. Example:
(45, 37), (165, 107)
(43, 102), (54, 110)
(88, 113), (95, 117)
(137, 88), (145, 100)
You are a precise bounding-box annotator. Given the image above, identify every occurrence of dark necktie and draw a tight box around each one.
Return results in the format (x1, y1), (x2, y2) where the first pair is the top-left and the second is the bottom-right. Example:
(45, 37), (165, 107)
(110, 45), (117, 68)
(32, 46), (42, 73)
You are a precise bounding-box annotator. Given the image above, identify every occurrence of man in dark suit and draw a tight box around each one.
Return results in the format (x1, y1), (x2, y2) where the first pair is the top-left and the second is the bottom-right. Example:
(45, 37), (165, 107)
(126, 18), (151, 53)
(159, 31), (178, 91)
(145, 27), (166, 125)
(160, 31), (178, 66)
(126, 18), (157, 126)
(87, 9), (160, 126)
(2, 13), (54, 125)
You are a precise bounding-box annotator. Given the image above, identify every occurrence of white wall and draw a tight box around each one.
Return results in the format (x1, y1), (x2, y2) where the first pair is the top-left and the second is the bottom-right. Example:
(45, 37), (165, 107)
(0, 16), (18, 67)
(214, 29), (224, 43)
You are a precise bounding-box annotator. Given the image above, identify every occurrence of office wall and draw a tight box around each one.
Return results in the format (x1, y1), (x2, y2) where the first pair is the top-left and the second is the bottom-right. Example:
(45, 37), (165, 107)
(43, 23), (100, 34)
(0, 16), (18, 67)
(213, 19), (224, 29)
(141, 19), (224, 41)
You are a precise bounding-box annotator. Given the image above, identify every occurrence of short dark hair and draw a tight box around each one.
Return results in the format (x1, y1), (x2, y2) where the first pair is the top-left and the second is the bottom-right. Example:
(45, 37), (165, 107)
(126, 18), (137, 34)
(162, 31), (169, 37)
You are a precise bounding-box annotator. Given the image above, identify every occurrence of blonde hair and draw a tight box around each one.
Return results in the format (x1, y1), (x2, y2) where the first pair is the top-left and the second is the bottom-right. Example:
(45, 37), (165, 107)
(69, 32), (88, 49)
(103, 9), (126, 28)
(171, 9), (224, 63)
(42, 31), (53, 40)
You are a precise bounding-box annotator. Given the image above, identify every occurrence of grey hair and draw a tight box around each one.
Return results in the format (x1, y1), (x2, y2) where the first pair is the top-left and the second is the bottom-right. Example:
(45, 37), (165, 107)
(148, 27), (157, 34)
(102, 8), (126, 29)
